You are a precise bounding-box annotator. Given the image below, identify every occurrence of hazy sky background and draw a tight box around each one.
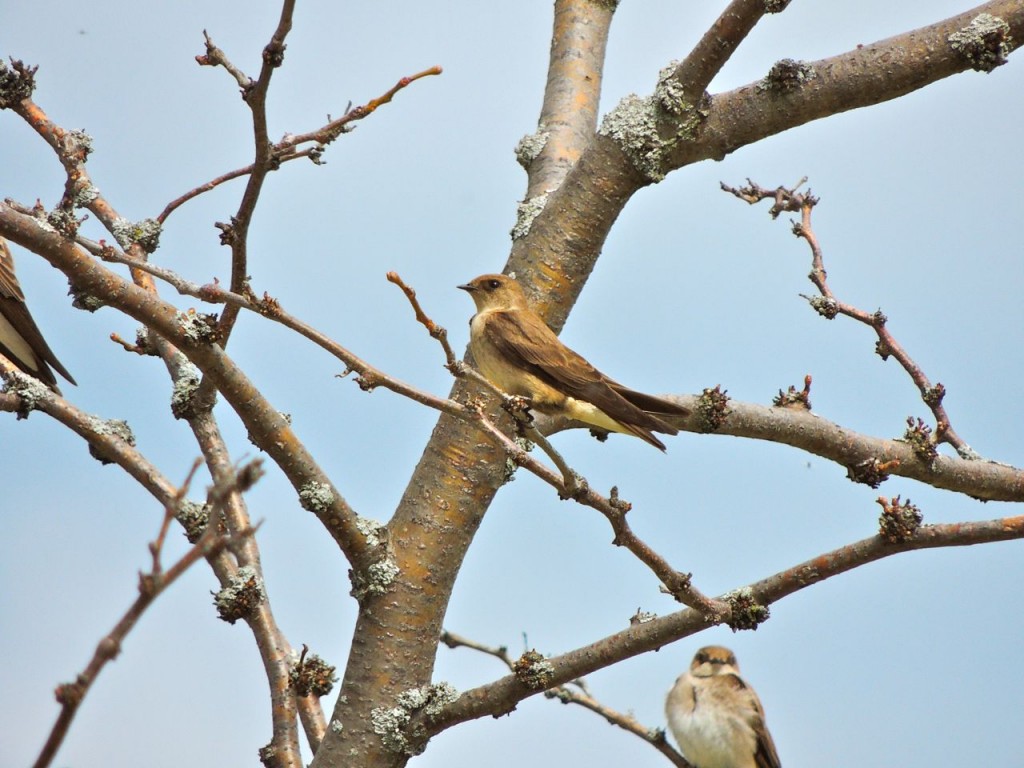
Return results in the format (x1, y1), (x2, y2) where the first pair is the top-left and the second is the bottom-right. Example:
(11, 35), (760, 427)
(2, 2), (1022, 767)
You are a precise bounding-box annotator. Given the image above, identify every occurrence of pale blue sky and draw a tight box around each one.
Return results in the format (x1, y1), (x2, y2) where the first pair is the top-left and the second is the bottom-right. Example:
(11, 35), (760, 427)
(2, 2), (1022, 767)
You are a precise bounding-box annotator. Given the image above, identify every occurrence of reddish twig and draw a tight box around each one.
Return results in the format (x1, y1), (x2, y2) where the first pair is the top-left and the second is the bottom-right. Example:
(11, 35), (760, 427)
(158, 165), (252, 223)
(196, 29), (253, 89)
(386, 271), (460, 371)
(722, 179), (979, 460)
(150, 459), (203, 574)
(198, 1), (298, 358)
(159, 66), (442, 223)
(440, 630), (515, 667)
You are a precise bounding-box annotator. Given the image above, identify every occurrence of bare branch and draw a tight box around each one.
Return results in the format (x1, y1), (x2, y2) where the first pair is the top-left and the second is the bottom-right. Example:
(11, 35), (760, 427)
(440, 631), (514, 668)
(545, 684), (692, 768)
(422, 511), (1024, 736)
(670, 0), (779, 102)
(0, 204), (369, 563)
(506, 1), (1024, 340)
(441, 631), (692, 766)
(722, 179), (980, 459)
(203, 0), (297, 359)
(161, 66), (441, 224)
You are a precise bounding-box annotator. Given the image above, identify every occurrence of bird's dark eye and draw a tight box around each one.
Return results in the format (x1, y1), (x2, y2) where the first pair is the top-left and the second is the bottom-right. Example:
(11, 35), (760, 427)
(486, 279), (501, 290)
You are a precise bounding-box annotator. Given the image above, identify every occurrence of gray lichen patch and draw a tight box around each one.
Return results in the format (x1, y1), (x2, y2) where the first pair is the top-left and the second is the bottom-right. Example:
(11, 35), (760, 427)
(354, 515), (386, 549)
(213, 565), (266, 624)
(948, 13), (1014, 72)
(46, 208), (82, 239)
(170, 363), (202, 420)
(289, 651), (338, 697)
(177, 500), (211, 543)
(88, 416), (136, 445)
(0, 59), (37, 107)
(86, 417), (136, 465)
(655, 61), (686, 115)
(759, 58), (816, 92)
(175, 309), (219, 344)
(2, 371), (50, 414)
(66, 129), (94, 160)
(723, 586), (770, 631)
(371, 683), (460, 755)
(512, 649), (555, 690)
(510, 193), (549, 240)
(111, 217), (162, 253)
(515, 126), (549, 168)
(298, 481), (335, 512)
(350, 556), (400, 601)
(598, 94), (666, 182)
(73, 183), (99, 207)
(599, 79), (710, 182)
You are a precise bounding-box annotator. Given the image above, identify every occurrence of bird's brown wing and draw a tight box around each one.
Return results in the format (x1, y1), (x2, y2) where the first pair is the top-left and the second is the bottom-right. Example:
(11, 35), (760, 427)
(0, 238), (27, 301)
(721, 673), (782, 768)
(481, 308), (678, 434)
(0, 238), (76, 388)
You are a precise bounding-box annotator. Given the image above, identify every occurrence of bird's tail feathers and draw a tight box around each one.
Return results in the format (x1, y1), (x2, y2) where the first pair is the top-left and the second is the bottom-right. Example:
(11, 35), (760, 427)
(613, 385), (689, 418)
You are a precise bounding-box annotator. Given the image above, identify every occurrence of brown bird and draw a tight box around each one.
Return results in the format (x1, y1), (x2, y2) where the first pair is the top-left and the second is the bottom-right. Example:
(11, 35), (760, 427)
(0, 237), (76, 393)
(665, 646), (782, 768)
(458, 273), (687, 451)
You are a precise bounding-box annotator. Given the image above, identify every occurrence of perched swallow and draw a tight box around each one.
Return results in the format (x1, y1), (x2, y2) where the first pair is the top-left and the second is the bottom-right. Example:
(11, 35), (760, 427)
(665, 646), (782, 768)
(458, 273), (687, 451)
(0, 237), (76, 393)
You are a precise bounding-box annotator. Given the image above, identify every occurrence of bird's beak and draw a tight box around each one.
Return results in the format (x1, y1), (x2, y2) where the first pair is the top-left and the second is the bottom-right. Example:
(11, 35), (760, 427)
(457, 283), (475, 292)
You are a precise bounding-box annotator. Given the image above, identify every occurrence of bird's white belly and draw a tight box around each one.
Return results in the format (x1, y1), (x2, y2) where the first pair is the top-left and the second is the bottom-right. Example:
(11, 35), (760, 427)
(668, 706), (756, 768)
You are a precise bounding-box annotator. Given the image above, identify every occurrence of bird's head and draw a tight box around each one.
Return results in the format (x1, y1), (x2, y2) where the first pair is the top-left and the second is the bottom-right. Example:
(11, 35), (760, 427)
(458, 274), (530, 313)
(689, 646), (740, 678)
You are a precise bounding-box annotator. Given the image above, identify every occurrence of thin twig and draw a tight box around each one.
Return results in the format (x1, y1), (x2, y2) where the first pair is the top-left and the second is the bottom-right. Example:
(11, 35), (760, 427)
(196, 29), (253, 89)
(440, 631), (514, 668)
(158, 66), (442, 223)
(201, 0), (298, 361)
(440, 629), (692, 767)
(722, 179), (979, 460)
(545, 685), (692, 768)
(386, 271), (460, 370)
(150, 459), (203, 574)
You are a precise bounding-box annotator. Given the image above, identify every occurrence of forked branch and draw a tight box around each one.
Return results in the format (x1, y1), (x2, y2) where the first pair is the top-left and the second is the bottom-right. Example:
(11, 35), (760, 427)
(722, 179), (980, 460)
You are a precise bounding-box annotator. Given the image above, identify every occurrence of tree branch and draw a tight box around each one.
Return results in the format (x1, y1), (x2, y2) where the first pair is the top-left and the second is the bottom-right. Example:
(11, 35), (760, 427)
(200, 1), (296, 365)
(440, 630), (693, 767)
(521, 0), (615, 197)
(422, 510), (1024, 737)
(507, 1), (1024, 337)
(0, 204), (371, 564)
